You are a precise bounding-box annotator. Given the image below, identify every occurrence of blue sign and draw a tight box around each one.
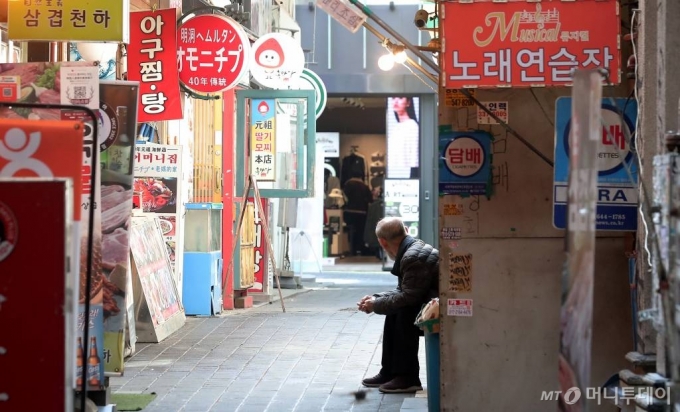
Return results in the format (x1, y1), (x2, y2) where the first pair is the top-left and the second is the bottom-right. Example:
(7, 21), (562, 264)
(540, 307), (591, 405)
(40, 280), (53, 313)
(439, 131), (493, 196)
(553, 97), (638, 231)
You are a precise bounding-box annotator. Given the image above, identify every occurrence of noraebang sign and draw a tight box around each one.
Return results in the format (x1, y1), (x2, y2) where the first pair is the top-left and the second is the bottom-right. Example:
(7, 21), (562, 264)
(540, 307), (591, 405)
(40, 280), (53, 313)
(441, 0), (621, 88)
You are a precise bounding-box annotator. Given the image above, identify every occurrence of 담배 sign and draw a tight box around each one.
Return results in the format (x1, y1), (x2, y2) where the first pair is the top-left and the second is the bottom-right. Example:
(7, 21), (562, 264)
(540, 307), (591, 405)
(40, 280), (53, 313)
(8, 0), (128, 42)
(441, 0), (621, 88)
(176, 14), (251, 94)
(477, 101), (508, 125)
(250, 99), (276, 181)
(553, 97), (638, 231)
(250, 33), (305, 90)
(439, 131), (493, 196)
(316, 0), (367, 34)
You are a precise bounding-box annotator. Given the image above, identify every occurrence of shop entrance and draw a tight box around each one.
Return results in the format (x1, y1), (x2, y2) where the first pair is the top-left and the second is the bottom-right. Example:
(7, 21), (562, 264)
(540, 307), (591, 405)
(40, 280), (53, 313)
(317, 95), (436, 273)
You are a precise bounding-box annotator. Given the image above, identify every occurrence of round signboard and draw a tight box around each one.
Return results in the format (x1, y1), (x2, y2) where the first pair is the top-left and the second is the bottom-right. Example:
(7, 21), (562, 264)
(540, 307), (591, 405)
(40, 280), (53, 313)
(0, 201), (18, 262)
(97, 102), (119, 151)
(296, 69), (327, 120)
(443, 136), (486, 178)
(563, 104), (635, 176)
(250, 33), (305, 90)
(177, 14), (250, 94)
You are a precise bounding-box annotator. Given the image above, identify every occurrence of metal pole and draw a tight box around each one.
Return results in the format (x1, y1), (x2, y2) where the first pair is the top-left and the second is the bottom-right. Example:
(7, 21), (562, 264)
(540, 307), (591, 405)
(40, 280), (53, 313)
(350, 0), (441, 74)
(362, 22), (438, 85)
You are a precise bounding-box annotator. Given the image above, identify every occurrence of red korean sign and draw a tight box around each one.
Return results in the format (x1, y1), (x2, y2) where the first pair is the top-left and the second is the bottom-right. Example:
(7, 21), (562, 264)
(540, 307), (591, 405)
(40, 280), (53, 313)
(128, 9), (183, 122)
(442, 0), (621, 88)
(248, 197), (268, 294)
(177, 14), (250, 94)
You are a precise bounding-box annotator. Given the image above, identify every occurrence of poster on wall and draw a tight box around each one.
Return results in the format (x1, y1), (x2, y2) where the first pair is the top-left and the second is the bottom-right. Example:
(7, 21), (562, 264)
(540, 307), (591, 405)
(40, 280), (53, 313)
(99, 81), (139, 376)
(439, 131), (493, 196)
(247, 197), (268, 294)
(553, 97), (638, 231)
(386, 97), (419, 179)
(133, 144), (182, 277)
(441, 0), (621, 88)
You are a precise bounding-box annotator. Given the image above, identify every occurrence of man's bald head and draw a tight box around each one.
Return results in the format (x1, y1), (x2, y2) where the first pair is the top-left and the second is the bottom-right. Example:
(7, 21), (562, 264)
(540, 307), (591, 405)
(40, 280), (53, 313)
(375, 217), (407, 243)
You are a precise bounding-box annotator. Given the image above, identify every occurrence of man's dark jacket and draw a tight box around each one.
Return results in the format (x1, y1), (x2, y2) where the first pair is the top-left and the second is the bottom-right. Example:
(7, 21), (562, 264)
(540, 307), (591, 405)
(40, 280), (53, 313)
(373, 236), (439, 315)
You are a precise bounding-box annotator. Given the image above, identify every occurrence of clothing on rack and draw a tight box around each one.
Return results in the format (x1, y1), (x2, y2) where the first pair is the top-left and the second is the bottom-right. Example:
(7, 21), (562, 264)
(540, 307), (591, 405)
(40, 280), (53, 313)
(341, 148), (367, 186)
(342, 177), (372, 255)
(364, 198), (385, 249)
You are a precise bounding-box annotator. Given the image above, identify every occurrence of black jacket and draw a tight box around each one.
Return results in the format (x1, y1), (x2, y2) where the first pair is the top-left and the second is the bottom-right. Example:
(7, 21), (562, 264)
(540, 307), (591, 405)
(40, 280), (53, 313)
(373, 236), (439, 315)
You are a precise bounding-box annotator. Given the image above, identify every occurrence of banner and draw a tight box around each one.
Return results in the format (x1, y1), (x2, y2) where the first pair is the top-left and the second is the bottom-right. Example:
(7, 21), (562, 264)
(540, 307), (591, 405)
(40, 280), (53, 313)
(386, 97), (420, 179)
(442, 0), (621, 88)
(99, 81), (139, 376)
(0, 180), (75, 412)
(0, 62), (107, 390)
(250, 99), (276, 181)
(247, 197), (268, 293)
(559, 71), (601, 411)
(133, 144), (183, 282)
(128, 9), (183, 122)
(8, 0), (128, 42)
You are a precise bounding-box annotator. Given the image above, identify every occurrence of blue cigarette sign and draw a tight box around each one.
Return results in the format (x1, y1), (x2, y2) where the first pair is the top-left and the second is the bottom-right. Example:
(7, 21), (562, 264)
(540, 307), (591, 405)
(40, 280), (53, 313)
(553, 97), (638, 231)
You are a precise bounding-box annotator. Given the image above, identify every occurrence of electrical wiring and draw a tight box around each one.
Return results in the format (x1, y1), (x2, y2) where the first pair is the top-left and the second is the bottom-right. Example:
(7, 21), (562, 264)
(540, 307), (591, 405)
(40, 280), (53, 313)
(530, 88), (554, 128)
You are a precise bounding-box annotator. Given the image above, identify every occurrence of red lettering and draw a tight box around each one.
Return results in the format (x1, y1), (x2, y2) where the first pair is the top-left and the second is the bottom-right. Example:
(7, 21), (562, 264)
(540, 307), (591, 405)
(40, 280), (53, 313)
(602, 125), (625, 150)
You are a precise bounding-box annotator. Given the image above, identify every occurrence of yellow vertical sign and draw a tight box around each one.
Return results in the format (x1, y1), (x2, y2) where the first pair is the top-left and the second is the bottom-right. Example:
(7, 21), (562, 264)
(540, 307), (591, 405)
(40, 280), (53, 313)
(8, 0), (128, 42)
(250, 99), (276, 182)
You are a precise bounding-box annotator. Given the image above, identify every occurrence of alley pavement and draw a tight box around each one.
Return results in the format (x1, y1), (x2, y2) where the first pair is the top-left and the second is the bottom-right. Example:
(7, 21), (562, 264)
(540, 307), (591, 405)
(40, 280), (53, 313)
(111, 272), (428, 412)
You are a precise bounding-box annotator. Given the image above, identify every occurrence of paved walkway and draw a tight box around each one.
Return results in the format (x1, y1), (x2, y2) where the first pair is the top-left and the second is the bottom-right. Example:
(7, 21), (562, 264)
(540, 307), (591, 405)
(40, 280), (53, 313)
(111, 274), (429, 412)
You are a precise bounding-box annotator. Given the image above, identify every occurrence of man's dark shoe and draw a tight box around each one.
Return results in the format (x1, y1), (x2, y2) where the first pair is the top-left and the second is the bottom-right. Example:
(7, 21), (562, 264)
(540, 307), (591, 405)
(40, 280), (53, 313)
(362, 373), (393, 388)
(378, 376), (423, 393)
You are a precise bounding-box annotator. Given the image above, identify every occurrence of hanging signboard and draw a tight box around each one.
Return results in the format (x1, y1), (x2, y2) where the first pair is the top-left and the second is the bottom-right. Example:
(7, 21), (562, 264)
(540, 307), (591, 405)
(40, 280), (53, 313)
(316, 0), (367, 34)
(133, 144), (183, 278)
(553, 97), (638, 231)
(8, 0), (129, 42)
(0, 180), (75, 412)
(441, 0), (621, 88)
(99, 81), (138, 376)
(250, 33), (305, 90)
(176, 14), (250, 94)
(250, 99), (277, 181)
(439, 131), (493, 196)
(128, 9), (183, 123)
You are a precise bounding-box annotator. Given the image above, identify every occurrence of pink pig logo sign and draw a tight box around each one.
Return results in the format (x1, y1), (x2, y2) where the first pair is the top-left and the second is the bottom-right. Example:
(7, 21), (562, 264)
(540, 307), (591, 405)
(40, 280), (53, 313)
(250, 33), (305, 90)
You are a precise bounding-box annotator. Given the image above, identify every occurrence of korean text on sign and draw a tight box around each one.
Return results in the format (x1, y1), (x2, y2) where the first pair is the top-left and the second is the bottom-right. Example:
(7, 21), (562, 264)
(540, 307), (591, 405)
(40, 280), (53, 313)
(176, 14), (250, 94)
(316, 0), (367, 34)
(442, 1), (621, 88)
(129, 9), (183, 122)
(134, 145), (179, 175)
(9, 0), (126, 42)
(252, 120), (275, 180)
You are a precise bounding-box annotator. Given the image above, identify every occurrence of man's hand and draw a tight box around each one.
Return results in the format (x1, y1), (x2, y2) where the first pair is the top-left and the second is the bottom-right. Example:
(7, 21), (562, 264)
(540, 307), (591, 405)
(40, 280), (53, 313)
(358, 297), (375, 314)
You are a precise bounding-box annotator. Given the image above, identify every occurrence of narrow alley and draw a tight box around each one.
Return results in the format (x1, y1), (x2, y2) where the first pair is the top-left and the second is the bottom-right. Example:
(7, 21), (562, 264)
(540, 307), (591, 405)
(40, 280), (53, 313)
(111, 273), (428, 412)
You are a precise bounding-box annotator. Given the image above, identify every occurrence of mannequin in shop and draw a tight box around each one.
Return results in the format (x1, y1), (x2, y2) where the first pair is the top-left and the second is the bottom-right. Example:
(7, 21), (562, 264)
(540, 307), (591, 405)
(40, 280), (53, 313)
(342, 170), (372, 256)
(341, 146), (367, 186)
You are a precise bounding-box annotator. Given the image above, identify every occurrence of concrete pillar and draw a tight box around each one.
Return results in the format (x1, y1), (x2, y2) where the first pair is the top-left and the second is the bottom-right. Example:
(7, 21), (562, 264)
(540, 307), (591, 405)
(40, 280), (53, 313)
(657, 0), (680, 136)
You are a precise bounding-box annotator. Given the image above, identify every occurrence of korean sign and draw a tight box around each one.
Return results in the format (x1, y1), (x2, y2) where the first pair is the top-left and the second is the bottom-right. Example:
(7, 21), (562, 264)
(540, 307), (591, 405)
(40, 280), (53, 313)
(177, 14), (250, 94)
(128, 9), (183, 122)
(441, 0), (620, 88)
(477, 101), (509, 125)
(439, 131), (493, 196)
(250, 100), (276, 181)
(444, 89), (475, 108)
(247, 197), (268, 294)
(250, 33), (305, 90)
(8, 0), (128, 42)
(553, 97), (638, 231)
(134, 144), (182, 273)
(316, 0), (367, 34)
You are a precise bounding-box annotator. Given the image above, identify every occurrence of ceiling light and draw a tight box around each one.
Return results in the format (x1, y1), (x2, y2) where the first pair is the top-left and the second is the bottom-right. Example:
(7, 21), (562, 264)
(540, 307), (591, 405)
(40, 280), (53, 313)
(393, 50), (407, 64)
(378, 53), (395, 71)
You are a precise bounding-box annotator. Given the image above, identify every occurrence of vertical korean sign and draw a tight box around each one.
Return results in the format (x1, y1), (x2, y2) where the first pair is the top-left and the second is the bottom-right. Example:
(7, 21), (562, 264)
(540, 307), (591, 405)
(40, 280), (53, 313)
(128, 9), (183, 122)
(99, 82), (139, 376)
(247, 197), (268, 293)
(441, 0), (620, 88)
(133, 145), (183, 276)
(8, 0), (128, 42)
(250, 99), (276, 181)
(559, 71), (601, 411)
(176, 14), (251, 94)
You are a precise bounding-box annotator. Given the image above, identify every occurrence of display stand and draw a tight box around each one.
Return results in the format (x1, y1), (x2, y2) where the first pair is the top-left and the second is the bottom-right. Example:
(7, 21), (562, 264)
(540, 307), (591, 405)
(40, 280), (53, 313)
(129, 216), (186, 343)
(227, 175), (286, 312)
